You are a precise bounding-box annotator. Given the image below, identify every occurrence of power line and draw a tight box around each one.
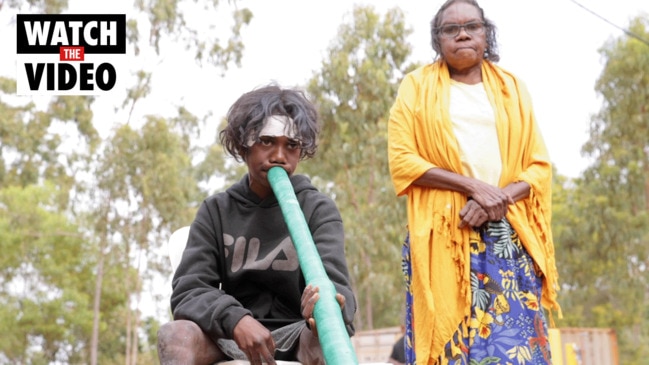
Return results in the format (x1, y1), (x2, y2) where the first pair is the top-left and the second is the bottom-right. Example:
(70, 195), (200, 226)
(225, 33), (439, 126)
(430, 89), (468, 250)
(568, 0), (649, 47)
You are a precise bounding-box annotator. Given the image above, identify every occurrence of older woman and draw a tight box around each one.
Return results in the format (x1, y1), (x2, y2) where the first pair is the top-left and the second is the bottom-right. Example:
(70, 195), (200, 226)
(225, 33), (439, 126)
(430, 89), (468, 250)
(387, 0), (561, 364)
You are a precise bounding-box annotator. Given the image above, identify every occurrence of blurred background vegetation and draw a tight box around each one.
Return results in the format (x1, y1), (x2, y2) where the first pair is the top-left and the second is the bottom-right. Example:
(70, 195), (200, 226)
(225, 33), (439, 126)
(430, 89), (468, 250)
(0, 0), (648, 364)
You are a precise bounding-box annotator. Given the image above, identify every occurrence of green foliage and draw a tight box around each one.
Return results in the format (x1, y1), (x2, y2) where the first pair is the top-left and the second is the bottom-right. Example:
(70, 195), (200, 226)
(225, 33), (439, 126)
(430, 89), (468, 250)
(136, 0), (252, 69)
(0, 183), (95, 363)
(0, 76), (16, 93)
(0, 0), (250, 362)
(2, 0), (68, 13)
(304, 5), (417, 330)
(98, 110), (202, 237)
(196, 120), (248, 193)
(553, 15), (649, 364)
(0, 88), (97, 204)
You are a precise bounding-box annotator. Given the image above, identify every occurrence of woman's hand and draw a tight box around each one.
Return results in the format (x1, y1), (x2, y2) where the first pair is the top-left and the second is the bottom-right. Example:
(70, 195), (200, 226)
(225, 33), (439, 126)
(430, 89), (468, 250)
(468, 180), (514, 222)
(459, 199), (489, 228)
(412, 168), (528, 226)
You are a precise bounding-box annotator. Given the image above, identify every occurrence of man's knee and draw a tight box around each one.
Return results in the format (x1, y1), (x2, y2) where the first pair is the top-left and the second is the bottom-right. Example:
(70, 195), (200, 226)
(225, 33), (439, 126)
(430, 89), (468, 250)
(158, 320), (203, 348)
(296, 328), (325, 365)
(157, 319), (205, 362)
(158, 320), (222, 365)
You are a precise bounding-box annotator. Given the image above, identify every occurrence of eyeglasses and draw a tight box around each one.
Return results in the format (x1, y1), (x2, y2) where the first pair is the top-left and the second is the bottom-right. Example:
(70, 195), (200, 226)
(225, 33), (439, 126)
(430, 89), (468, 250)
(436, 21), (485, 38)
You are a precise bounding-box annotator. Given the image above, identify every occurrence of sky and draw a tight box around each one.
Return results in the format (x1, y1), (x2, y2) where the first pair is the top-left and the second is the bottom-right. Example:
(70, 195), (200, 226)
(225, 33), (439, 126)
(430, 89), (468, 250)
(1, 0), (647, 179)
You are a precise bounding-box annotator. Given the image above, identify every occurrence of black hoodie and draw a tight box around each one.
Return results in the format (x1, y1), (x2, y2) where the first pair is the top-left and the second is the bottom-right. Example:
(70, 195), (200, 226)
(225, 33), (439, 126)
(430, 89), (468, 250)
(170, 173), (356, 341)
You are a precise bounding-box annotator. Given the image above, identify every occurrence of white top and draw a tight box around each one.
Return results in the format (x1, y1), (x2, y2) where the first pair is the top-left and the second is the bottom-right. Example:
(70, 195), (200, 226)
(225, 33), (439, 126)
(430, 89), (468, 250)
(449, 80), (502, 186)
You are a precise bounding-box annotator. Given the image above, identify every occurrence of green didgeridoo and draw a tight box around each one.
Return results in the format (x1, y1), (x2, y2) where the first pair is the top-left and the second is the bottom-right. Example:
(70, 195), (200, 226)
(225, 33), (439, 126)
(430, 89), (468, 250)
(267, 167), (358, 365)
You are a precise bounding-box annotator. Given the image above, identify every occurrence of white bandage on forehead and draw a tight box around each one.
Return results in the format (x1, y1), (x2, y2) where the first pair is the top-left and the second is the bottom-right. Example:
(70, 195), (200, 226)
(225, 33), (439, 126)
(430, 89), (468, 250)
(246, 115), (298, 146)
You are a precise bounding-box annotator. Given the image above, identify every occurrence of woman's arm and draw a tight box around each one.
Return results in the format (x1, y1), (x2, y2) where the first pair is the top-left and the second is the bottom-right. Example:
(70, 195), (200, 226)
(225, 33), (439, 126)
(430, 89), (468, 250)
(413, 167), (513, 220)
(414, 168), (531, 228)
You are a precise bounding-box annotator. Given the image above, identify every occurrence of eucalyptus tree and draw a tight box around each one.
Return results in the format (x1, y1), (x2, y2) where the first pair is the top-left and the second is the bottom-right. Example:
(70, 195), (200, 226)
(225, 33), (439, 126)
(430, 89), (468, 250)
(304, 5), (419, 330)
(0, 183), (96, 364)
(552, 16), (649, 364)
(0, 72), (103, 363)
(1, 0), (253, 363)
(92, 107), (204, 364)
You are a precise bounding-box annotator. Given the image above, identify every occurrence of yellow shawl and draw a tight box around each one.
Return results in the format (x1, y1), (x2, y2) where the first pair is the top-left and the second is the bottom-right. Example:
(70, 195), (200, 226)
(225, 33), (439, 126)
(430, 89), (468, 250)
(387, 61), (561, 363)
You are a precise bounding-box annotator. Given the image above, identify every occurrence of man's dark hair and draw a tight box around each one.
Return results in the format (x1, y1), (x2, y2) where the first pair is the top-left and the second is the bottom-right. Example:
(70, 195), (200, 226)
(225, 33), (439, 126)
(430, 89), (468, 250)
(219, 84), (320, 161)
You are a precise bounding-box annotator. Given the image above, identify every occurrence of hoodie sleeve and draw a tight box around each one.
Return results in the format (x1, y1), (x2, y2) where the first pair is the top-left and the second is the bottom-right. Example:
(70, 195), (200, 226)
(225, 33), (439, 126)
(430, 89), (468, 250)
(301, 190), (357, 336)
(170, 200), (251, 340)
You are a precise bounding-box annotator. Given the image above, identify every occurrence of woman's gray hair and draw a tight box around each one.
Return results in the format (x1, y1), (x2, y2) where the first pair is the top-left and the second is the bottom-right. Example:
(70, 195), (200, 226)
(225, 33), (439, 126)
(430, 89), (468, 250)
(430, 0), (500, 62)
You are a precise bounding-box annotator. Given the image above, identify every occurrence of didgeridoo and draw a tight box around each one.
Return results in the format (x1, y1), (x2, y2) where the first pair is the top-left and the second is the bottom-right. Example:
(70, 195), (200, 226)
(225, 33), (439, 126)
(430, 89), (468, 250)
(267, 167), (358, 365)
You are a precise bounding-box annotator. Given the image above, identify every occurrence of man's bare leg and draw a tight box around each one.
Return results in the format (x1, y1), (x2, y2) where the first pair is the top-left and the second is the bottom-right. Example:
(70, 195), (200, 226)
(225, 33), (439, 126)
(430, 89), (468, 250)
(295, 327), (324, 365)
(157, 320), (224, 365)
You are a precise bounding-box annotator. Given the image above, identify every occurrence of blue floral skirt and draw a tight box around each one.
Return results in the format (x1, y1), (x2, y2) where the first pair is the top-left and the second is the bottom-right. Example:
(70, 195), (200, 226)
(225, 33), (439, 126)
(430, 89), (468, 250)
(402, 219), (552, 365)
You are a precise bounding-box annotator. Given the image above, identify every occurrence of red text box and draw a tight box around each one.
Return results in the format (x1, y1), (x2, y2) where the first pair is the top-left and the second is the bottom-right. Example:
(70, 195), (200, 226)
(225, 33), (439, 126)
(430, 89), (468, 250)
(60, 46), (85, 61)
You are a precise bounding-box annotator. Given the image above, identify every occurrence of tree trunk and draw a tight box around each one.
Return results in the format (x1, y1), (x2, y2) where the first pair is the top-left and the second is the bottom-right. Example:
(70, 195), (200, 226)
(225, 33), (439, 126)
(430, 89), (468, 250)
(90, 240), (105, 365)
(364, 284), (373, 330)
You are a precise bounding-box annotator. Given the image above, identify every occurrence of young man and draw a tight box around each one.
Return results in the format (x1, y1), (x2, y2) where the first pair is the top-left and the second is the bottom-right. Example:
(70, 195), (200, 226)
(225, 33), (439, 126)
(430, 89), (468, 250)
(157, 85), (356, 365)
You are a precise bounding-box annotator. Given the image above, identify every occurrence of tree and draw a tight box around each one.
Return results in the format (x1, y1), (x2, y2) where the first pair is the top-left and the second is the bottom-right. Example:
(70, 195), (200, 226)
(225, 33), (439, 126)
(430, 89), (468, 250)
(88, 108), (204, 364)
(304, 5), (418, 330)
(553, 16), (649, 364)
(0, 183), (96, 364)
(0, 71), (105, 362)
(1, 0), (253, 362)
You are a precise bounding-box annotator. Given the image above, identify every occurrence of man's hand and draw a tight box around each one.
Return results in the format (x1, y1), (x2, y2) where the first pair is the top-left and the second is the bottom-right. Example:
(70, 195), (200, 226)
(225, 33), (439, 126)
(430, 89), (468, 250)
(232, 315), (276, 365)
(301, 285), (346, 338)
